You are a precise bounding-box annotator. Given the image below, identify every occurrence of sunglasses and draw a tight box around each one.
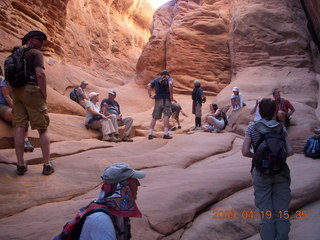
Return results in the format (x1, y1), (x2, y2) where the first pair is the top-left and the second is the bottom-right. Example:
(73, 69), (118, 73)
(33, 36), (44, 42)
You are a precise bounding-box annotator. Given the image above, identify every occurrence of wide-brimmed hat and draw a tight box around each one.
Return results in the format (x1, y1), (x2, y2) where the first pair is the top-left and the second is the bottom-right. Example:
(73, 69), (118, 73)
(108, 90), (116, 95)
(101, 163), (146, 184)
(22, 30), (47, 45)
(88, 92), (100, 100)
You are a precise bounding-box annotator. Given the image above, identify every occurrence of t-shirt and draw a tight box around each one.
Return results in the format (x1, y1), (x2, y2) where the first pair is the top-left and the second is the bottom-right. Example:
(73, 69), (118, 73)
(275, 98), (294, 114)
(75, 86), (86, 101)
(24, 48), (44, 83)
(0, 77), (9, 105)
(85, 101), (101, 123)
(230, 93), (244, 107)
(171, 103), (181, 113)
(192, 87), (204, 104)
(79, 212), (116, 240)
(100, 99), (120, 115)
(150, 76), (172, 99)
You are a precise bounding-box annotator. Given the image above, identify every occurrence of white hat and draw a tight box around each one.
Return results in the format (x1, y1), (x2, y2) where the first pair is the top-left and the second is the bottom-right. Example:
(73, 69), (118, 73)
(232, 87), (239, 92)
(101, 163), (146, 184)
(88, 92), (99, 100)
(108, 90), (116, 95)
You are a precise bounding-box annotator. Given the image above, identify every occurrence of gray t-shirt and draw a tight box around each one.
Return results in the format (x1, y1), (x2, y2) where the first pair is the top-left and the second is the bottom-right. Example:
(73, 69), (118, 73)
(85, 101), (100, 123)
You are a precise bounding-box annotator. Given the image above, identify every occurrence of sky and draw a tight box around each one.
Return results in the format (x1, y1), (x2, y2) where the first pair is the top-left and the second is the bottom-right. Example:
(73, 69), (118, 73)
(148, 0), (171, 9)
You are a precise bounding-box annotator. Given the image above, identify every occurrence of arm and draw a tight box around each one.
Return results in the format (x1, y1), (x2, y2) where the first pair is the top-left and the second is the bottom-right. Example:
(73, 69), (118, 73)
(239, 93), (244, 107)
(212, 109), (222, 118)
(101, 102), (111, 116)
(287, 102), (295, 117)
(147, 83), (154, 99)
(87, 106), (108, 120)
(242, 135), (253, 158)
(169, 81), (173, 101)
(2, 86), (13, 107)
(250, 99), (259, 115)
(35, 67), (47, 99)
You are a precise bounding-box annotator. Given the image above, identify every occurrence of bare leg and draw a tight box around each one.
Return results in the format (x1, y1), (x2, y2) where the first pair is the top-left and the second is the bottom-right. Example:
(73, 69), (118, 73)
(14, 127), (25, 166)
(38, 129), (50, 165)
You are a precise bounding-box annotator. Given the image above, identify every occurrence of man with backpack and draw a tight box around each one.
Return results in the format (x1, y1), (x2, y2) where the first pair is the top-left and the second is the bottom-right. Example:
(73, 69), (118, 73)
(147, 70), (173, 140)
(272, 88), (295, 127)
(53, 163), (146, 240)
(70, 81), (89, 108)
(242, 98), (294, 240)
(8, 30), (54, 175)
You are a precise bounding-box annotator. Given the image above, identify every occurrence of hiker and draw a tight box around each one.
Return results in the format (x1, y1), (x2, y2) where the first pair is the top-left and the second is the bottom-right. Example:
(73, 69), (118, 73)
(147, 70), (173, 140)
(203, 104), (226, 133)
(170, 101), (188, 131)
(100, 90), (133, 142)
(250, 98), (262, 122)
(192, 80), (206, 130)
(0, 65), (34, 152)
(272, 88), (295, 127)
(242, 98), (294, 240)
(54, 163), (146, 240)
(10, 30), (53, 175)
(85, 92), (121, 142)
(230, 86), (244, 111)
(70, 81), (89, 108)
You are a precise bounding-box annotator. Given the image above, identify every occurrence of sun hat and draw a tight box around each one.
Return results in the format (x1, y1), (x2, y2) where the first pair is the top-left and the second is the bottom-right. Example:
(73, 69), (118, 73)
(88, 92), (100, 100)
(101, 163), (146, 184)
(81, 81), (89, 85)
(22, 30), (47, 45)
(108, 90), (116, 95)
(232, 87), (239, 92)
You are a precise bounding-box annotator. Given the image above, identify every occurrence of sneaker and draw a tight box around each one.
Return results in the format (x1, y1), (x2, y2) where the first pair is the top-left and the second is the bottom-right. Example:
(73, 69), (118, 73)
(122, 136), (133, 142)
(113, 134), (122, 143)
(42, 163), (54, 175)
(194, 127), (202, 131)
(16, 165), (28, 176)
(163, 134), (173, 139)
(148, 135), (153, 140)
(24, 139), (34, 152)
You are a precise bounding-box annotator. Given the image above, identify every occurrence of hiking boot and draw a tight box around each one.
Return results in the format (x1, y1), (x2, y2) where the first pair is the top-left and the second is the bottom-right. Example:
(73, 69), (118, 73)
(16, 165), (28, 176)
(113, 134), (122, 143)
(102, 134), (114, 142)
(122, 136), (133, 142)
(163, 134), (172, 139)
(24, 139), (34, 152)
(42, 163), (54, 175)
(148, 135), (153, 140)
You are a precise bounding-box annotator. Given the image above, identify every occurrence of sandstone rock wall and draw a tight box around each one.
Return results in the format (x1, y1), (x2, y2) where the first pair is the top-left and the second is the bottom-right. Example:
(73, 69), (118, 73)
(136, 0), (232, 95)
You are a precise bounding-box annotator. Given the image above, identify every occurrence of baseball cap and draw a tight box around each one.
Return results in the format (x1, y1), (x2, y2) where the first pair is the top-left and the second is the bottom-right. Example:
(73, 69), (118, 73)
(88, 92), (100, 100)
(108, 90), (116, 95)
(232, 87), (239, 92)
(161, 70), (170, 76)
(22, 30), (47, 45)
(101, 163), (146, 184)
(81, 81), (89, 85)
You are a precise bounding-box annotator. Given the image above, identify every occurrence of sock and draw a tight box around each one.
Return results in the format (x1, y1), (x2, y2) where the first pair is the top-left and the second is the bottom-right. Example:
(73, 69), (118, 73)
(149, 129), (153, 136)
(164, 128), (169, 135)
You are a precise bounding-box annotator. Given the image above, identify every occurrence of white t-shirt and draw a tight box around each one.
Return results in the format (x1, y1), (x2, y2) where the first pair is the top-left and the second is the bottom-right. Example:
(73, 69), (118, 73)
(79, 212), (116, 240)
(85, 101), (100, 123)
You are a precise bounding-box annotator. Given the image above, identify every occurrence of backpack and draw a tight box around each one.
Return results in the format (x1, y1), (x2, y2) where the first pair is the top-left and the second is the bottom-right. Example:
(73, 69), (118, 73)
(221, 111), (228, 129)
(69, 88), (79, 103)
(304, 136), (320, 159)
(252, 126), (287, 175)
(53, 202), (119, 240)
(4, 46), (32, 88)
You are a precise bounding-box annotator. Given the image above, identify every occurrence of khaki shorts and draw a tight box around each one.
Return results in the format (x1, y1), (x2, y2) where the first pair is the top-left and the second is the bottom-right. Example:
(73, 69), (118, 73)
(0, 104), (11, 120)
(152, 99), (172, 120)
(12, 84), (49, 129)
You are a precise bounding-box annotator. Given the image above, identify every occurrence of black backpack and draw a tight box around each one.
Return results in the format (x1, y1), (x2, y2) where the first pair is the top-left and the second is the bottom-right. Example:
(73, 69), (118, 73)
(221, 111), (228, 129)
(4, 46), (32, 88)
(69, 88), (79, 103)
(304, 136), (320, 159)
(252, 126), (287, 175)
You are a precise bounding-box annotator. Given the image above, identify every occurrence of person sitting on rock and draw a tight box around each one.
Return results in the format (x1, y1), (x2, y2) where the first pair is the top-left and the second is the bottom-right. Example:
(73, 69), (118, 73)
(70, 81), (89, 108)
(272, 88), (295, 127)
(0, 65), (34, 152)
(203, 104), (226, 133)
(242, 98), (294, 240)
(170, 101), (188, 131)
(100, 90), (133, 142)
(85, 92), (121, 142)
(230, 86), (244, 111)
(192, 80), (206, 130)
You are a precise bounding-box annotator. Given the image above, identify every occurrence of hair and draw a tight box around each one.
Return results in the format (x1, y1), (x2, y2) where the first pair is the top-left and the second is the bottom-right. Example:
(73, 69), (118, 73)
(194, 80), (201, 87)
(272, 88), (280, 95)
(259, 98), (276, 120)
(211, 103), (218, 111)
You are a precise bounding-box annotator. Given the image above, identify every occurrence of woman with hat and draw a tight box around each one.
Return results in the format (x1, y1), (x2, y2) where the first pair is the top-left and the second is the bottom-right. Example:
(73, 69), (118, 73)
(230, 86), (244, 111)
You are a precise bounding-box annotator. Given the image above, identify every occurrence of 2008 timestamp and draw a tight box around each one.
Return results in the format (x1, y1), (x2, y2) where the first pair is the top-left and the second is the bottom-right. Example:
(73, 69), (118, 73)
(211, 210), (308, 220)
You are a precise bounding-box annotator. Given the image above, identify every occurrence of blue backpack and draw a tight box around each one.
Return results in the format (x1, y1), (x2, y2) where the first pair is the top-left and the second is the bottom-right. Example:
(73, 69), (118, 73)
(304, 137), (320, 159)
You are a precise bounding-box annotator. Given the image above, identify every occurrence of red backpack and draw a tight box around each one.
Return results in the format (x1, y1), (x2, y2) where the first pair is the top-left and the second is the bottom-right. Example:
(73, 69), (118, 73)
(53, 202), (116, 240)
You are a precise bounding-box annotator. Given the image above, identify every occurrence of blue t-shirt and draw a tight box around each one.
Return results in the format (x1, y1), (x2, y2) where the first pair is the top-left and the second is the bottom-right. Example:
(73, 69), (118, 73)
(100, 99), (120, 115)
(150, 76), (172, 100)
(0, 77), (9, 105)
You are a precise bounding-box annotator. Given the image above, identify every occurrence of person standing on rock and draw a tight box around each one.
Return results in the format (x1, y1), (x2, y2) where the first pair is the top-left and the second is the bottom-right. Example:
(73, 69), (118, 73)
(242, 98), (294, 240)
(100, 90), (134, 142)
(272, 88), (295, 127)
(85, 92), (121, 142)
(192, 80), (206, 130)
(11, 30), (54, 175)
(147, 70), (173, 139)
